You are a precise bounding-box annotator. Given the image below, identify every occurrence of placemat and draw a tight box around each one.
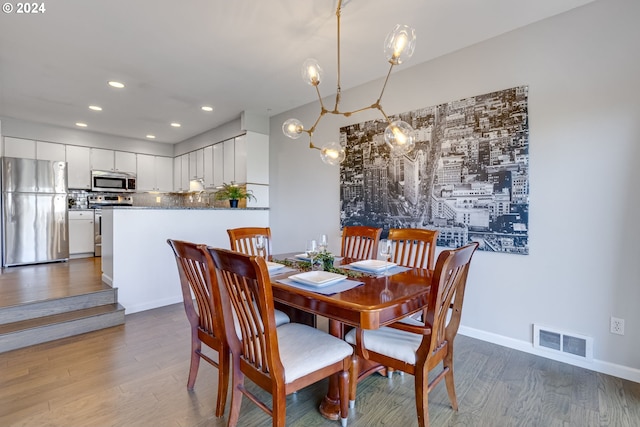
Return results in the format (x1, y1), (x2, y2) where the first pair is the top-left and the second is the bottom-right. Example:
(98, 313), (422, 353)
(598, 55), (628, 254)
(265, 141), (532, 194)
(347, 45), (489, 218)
(275, 277), (364, 295)
(341, 264), (412, 277)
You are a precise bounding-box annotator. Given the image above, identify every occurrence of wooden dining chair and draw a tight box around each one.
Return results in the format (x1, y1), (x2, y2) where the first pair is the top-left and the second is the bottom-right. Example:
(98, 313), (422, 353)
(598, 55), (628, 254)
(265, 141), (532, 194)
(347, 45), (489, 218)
(387, 228), (439, 270)
(227, 227), (272, 259)
(167, 239), (230, 417)
(227, 226), (291, 327)
(345, 242), (479, 427)
(340, 225), (382, 260)
(207, 247), (355, 427)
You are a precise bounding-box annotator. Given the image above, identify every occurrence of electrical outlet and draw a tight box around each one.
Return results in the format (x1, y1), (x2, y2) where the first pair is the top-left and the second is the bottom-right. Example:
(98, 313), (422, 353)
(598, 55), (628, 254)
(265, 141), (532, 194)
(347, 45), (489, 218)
(610, 317), (625, 335)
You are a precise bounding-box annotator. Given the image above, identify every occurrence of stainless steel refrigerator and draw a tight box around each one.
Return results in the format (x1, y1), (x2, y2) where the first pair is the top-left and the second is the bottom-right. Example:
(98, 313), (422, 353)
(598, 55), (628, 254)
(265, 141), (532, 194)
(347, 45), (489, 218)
(1, 157), (69, 267)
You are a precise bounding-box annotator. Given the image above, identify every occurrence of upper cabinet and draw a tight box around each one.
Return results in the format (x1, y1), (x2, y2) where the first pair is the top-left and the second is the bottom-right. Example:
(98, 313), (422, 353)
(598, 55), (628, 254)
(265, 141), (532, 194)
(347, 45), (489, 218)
(36, 141), (66, 161)
(66, 145), (91, 189)
(3, 137), (36, 159)
(137, 154), (173, 192)
(90, 148), (136, 173)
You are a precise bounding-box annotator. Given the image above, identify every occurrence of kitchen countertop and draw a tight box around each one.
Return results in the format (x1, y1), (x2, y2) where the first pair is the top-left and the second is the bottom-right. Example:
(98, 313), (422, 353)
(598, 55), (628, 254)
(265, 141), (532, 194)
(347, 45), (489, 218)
(100, 206), (269, 210)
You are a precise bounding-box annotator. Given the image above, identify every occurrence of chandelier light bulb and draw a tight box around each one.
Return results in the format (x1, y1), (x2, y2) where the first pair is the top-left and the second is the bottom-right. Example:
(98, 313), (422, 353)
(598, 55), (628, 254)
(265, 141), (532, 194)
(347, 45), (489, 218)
(301, 58), (323, 86)
(384, 24), (416, 65)
(282, 118), (304, 139)
(384, 120), (415, 155)
(320, 142), (346, 166)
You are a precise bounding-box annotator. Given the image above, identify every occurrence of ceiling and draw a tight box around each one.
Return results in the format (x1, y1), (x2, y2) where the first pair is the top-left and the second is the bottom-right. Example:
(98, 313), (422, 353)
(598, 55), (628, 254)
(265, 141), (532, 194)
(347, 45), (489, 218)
(0, 0), (595, 145)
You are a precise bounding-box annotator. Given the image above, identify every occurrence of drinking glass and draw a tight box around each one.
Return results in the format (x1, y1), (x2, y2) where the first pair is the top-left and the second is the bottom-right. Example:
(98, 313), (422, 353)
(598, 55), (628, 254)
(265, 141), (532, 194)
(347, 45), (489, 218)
(319, 234), (329, 253)
(255, 235), (266, 256)
(306, 239), (319, 270)
(379, 239), (392, 276)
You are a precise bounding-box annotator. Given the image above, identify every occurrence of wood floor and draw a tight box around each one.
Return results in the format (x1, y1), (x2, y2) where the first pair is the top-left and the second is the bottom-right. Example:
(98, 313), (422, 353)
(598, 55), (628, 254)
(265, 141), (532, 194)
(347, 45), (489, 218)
(1, 261), (639, 426)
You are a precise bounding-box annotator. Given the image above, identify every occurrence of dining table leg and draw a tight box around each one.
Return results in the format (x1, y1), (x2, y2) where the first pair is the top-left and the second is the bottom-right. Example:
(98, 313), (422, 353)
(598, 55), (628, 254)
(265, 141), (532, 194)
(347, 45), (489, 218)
(319, 318), (344, 420)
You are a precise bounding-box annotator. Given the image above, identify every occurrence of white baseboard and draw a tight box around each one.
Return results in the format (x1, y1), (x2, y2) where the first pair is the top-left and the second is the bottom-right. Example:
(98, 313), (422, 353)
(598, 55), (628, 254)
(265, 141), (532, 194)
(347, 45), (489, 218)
(122, 296), (183, 315)
(458, 326), (640, 384)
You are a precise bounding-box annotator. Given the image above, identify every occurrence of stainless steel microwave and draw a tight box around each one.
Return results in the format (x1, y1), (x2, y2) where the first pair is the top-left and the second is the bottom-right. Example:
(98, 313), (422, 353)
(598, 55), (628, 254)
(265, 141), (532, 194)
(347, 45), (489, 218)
(91, 170), (136, 192)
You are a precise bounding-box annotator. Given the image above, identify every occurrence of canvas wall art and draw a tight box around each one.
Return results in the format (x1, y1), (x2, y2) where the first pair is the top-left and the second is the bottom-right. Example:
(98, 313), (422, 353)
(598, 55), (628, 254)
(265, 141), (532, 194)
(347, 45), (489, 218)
(339, 85), (529, 254)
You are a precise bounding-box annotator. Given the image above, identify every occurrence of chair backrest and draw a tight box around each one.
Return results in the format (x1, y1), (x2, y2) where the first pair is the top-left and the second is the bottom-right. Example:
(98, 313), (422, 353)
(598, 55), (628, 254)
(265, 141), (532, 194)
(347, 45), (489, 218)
(418, 242), (479, 362)
(206, 247), (284, 382)
(167, 239), (226, 344)
(387, 228), (439, 270)
(227, 227), (272, 259)
(340, 225), (382, 260)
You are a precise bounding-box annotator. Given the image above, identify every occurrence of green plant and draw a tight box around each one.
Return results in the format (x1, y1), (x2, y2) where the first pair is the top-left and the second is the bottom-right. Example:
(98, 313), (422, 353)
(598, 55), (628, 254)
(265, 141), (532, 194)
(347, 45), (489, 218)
(214, 183), (256, 202)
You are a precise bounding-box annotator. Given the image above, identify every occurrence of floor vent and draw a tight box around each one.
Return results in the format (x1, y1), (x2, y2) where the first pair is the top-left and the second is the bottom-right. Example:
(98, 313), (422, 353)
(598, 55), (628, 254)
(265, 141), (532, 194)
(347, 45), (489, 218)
(533, 325), (593, 360)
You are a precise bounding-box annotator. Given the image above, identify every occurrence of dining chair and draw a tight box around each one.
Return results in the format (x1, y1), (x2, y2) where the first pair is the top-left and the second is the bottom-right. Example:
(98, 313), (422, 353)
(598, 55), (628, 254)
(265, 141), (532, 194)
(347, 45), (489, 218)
(340, 225), (382, 260)
(345, 242), (479, 427)
(207, 247), (355, 427)
(227, 227), (272, 259)
(227, 226), (291, 327)
(167, 239), (230, 417)
(387, 228), (439, 270)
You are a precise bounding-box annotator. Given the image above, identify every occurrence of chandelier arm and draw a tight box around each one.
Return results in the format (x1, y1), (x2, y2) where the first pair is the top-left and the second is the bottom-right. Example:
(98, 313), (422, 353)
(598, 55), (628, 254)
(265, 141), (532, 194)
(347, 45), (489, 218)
(315, 84), (328, 113)
(307, 108), (327, 134)
(376, 62), (396, 105)
(377, 106), (392, 124)
(339, 104), (378, 116)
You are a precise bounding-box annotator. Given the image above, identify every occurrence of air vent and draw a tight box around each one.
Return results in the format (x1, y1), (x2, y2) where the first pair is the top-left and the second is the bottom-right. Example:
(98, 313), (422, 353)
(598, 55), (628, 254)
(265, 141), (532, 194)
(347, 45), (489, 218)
(533, 325), (592, 360)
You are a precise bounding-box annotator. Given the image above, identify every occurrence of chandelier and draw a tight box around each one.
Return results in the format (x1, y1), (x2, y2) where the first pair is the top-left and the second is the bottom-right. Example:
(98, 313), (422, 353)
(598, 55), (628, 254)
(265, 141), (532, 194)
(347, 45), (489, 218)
(282, 0), (417, 166)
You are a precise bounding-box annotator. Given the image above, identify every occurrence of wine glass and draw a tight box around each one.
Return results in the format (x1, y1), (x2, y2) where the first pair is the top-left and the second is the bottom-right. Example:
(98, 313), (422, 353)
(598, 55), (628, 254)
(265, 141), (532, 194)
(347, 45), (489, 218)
(255, 235), (266, 257)
(318, 234), (328, 253)
(306, 239), (319, 270)
(379, 239), (392, 275)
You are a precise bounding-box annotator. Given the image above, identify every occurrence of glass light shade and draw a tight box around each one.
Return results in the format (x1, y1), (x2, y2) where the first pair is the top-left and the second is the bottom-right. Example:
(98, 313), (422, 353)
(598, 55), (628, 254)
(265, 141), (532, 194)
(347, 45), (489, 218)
(301, 58), (323, 86)
(384, 24), (416, 65)
(384, 120), (415, 155)
(282, 118), (304, 139)
(320, 142), (346, 166)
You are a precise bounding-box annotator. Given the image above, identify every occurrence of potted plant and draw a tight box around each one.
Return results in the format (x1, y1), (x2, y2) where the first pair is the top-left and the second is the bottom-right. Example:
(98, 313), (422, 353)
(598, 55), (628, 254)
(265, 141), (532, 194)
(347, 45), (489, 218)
(214, 182), (256, 208)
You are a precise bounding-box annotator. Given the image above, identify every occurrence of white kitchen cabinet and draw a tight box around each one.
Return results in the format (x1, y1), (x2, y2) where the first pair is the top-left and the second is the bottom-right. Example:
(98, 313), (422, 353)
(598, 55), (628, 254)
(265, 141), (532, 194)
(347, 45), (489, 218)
(91, 148), (136, 173)
(223, 138), (235, 183)
(137, 154), (173, 191)
(136, 154), (155, 191)
(4, 137), (36, 159)
(36, 141), (66, 161)
(91, 148), (114, 171)
(115, 151), (136, 173)
(234, 135), (247, 183)
(66, 145), (91, 189)
(69, 210), (95, 256)
(155, 156), (173, 191)
(213, 143), (224, 186)
(180, 154), (189, 190)
(173, 154), (190, 191)
(203, 145), (214, 187)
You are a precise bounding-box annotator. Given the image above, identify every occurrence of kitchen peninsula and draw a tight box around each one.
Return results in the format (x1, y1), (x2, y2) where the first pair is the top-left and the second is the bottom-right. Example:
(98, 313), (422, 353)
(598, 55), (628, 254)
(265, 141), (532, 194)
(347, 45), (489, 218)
(100, 206), (268, 313)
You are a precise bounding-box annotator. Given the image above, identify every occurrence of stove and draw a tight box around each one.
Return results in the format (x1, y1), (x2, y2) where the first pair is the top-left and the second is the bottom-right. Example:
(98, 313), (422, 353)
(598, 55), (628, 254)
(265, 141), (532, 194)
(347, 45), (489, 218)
(88, 194), (133, 208)
(88, 194), (133, 256)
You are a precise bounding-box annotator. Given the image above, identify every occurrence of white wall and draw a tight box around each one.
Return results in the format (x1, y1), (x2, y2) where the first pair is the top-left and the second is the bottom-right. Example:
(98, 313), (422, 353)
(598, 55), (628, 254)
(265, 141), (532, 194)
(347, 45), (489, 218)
(269, 0), (640, 381)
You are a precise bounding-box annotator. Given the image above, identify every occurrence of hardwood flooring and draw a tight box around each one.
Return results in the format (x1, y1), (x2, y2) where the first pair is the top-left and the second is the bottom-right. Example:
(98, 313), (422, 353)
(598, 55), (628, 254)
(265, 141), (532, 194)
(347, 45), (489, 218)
(0, 260), (639, 426)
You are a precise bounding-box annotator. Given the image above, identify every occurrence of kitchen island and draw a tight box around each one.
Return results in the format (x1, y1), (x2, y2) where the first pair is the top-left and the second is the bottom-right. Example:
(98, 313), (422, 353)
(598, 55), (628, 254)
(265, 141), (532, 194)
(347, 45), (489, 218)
(100, 206), (269, 313)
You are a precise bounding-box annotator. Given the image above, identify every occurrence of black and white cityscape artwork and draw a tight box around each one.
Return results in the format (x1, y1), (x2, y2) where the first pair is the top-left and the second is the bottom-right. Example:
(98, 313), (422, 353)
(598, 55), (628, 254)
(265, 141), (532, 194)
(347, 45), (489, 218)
(339, 86), (529, 255)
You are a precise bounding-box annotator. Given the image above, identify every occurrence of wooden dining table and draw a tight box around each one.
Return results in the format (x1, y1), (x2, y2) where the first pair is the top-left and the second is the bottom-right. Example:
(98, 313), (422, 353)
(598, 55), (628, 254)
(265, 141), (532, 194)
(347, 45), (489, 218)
(270, 254), (432, 420)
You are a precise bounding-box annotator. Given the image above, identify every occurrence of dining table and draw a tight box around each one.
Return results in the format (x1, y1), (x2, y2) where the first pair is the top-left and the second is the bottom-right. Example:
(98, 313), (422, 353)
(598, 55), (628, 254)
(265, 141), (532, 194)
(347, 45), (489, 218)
(269, 253), (433, 421)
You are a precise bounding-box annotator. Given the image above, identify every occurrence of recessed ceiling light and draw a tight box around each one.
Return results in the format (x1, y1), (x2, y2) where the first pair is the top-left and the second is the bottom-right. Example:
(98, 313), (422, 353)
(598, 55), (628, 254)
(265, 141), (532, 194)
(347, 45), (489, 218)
(146, 135), (156, 139)
(89, 105), (102, 111)
(201, 106), (214, 112)
(170, 122), (181, 128)
(108, 81), (125, 89)
(76, 122), (88, 127)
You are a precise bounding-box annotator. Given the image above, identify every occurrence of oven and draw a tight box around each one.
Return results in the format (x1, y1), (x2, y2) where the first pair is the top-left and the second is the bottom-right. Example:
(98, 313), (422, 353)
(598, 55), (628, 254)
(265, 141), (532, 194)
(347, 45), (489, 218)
(88, 194), (133, 257)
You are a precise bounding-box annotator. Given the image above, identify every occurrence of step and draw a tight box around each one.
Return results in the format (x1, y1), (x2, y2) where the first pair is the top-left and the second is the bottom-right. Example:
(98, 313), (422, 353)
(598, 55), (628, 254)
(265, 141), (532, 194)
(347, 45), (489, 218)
(0, 288), (118, 325)
(0, 303), (125, 353)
